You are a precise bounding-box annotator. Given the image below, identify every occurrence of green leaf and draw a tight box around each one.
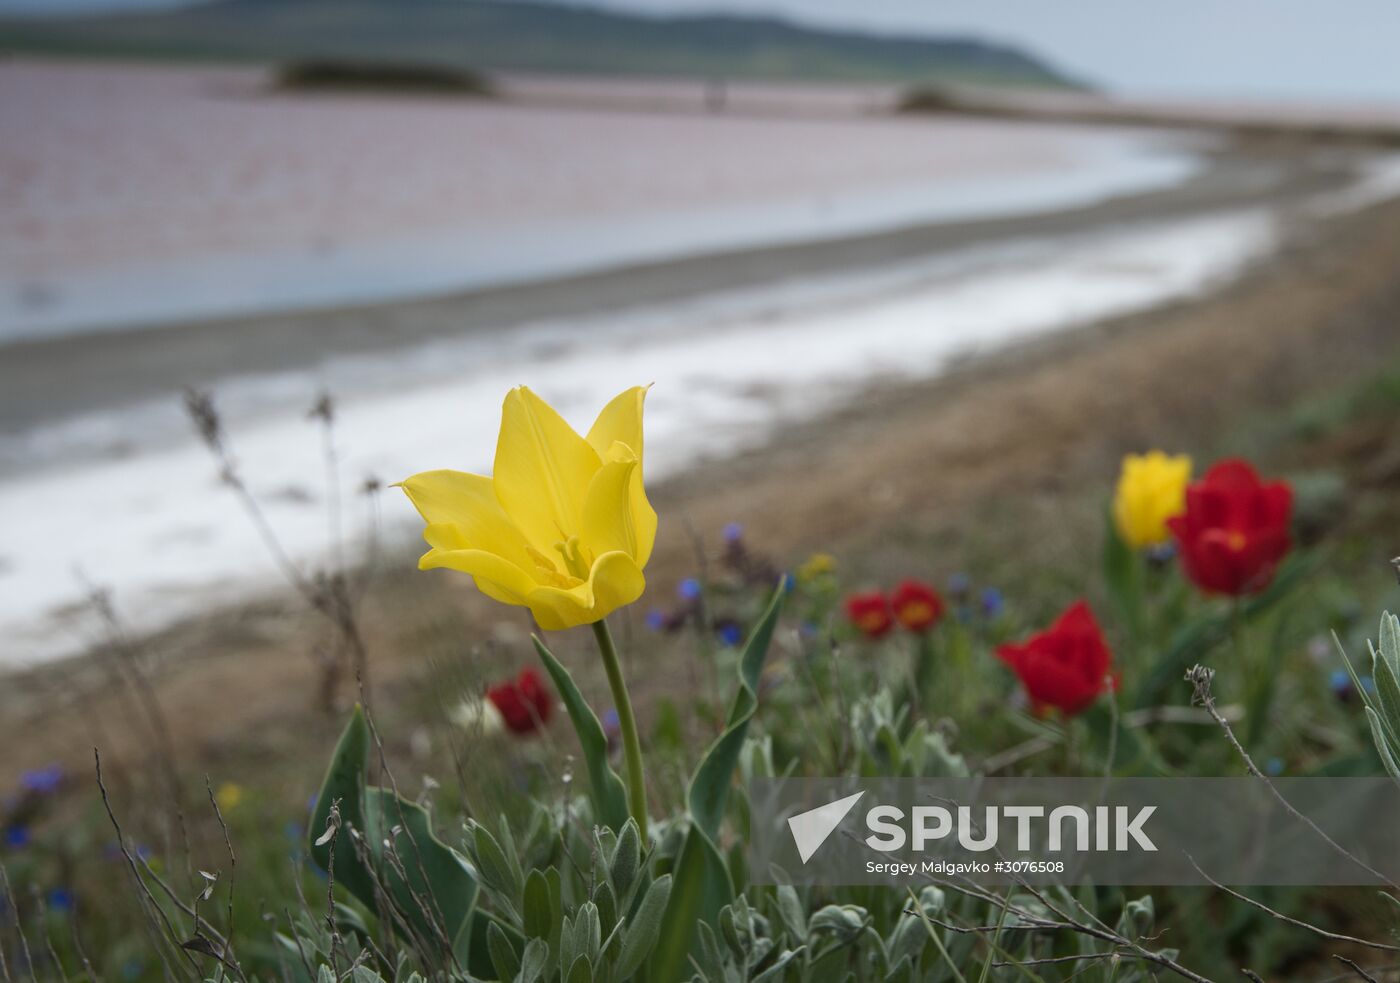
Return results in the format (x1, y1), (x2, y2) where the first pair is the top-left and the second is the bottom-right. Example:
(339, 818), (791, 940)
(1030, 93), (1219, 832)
(517, 938), (549, 983)
(362, 787), (480, 962)
(1135, 554), (1312, 707)
(487, 920), (521, 983)
(473, 822), (523, 919)
(305, 707), (483, 971)
(650, 586), (786, 982)
(752, 947), (806, 983)
(610, 819), (641, 900)
(1366, 708), (1400, 781)
(774, 884), (807, 943)
(809, 905), (868, 945)
(533, 636), (631, 830)
(881, 954), (913, 983)
(692, 921), (725, 983)
(523, 869), (555, 941)
(559, 913), (577, 978)
(649, 827), (732, 983)
(1101, 499), (1143, 642)
(565, 955), (594, 983)
(1380, 611), (1400, 678)
(308, 705), (374, 906)
(466, 912), (523, 981)
(690, 584), (786, 838)
(593, 880), (617, 939)
(1370, 657), (1400, 752)
(574, 901), (602, 966)
(615, 874), (672, 980)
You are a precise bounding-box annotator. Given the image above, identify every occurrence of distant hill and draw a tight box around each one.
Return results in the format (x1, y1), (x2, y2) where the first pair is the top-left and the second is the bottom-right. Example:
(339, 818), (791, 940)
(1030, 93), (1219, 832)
(0, 0), (1083, 88)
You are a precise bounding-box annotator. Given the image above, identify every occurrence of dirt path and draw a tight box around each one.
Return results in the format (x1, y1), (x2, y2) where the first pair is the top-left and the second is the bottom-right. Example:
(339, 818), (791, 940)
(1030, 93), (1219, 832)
(4, 184), (1400, 787)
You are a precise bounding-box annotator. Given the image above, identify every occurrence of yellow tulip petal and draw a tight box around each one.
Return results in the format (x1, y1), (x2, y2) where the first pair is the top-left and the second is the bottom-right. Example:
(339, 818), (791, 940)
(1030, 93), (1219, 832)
(419, 547), (537, 607)
(493, 387), (601, 552)
(526, 551), (646, 631)
(628, 474), (658, 569)
(585, 385), (648, 464)
(585, 388), (656, 565)
(582, 456), (640, 559)
(422, 522), (469, 551)
(399, 470), (533, 567)
(589, 440), (658, 569)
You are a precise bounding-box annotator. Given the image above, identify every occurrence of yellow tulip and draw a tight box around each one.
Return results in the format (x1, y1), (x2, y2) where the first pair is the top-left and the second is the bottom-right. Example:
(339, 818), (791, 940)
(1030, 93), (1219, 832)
(796, 551), (837, 584)
(400, 386), (657, 630)
(1112, 451), (1192, 549)
(215, 782), (245, 812)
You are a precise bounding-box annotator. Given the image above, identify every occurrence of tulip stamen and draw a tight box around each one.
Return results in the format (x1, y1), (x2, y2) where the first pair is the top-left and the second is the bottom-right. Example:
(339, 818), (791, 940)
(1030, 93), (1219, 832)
(555, 536), (594, 582)
(525, 544), (582, 589)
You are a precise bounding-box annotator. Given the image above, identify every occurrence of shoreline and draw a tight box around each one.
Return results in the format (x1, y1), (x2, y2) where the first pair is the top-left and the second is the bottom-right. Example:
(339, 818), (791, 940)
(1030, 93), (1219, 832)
(0, 139), (1363, 433)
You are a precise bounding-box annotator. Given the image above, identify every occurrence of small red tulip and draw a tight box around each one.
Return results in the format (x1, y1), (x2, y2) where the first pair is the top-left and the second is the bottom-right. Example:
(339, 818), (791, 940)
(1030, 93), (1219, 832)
(845, 591), (895, 639)
(486, 668), (553, 735)
(1166, 459), (1293, 597)
(996, 601), (1114, 716)
(890, 579), (945, 633)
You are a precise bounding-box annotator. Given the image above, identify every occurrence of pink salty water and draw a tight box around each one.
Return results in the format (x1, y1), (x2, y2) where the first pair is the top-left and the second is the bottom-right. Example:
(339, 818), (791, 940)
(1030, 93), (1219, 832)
(2, 60), (1159, 285)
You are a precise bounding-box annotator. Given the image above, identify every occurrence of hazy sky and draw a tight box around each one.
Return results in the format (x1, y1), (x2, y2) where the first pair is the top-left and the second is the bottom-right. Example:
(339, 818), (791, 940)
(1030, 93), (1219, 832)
(6, 0), (1400, 104)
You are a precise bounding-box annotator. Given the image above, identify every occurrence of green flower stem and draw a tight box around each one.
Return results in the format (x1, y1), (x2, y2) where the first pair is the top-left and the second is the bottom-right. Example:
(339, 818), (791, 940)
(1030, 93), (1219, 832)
(592, 618), (648, 840)
(913, 632), (936, 708)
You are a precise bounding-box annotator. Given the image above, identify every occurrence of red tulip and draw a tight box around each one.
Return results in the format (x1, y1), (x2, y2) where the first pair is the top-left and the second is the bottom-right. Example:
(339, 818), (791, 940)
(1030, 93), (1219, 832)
(996, 601), (1114, 716)
(845, 591), (895, 639)
(1166, 459), (1292, 596)
(890, 579), (945, 633)
(486, 668), (553, 735)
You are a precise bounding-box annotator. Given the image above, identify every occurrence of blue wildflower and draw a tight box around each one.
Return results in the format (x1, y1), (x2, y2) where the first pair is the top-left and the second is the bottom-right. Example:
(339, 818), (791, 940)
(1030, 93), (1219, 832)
(980, 587), (1004, 618)
(47, 888), (73, 915)
(780, 572), (796, 594)
(645, 609), (667, 631)
(717, 623), (744, 647)
(21, 765), (63, 796)
(678, 578), (703, 601)
(723, 522), (744, 543)
(1146, 542), (1177, 564)
(1329, 669), (1352, 695)
(4, 827), (28, 849)
(601, 708), (621, 745)
(1265, 758), (1284, 776)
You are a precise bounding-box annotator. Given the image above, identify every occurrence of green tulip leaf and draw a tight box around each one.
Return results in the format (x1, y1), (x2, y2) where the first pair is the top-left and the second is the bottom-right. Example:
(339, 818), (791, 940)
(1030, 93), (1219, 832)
(533, 636), (631, 830)
(690, 584), (785, 839)
(1136, 554), (1312, 707)
(652, 584), (786, 982)
(307, 706), (487, 973)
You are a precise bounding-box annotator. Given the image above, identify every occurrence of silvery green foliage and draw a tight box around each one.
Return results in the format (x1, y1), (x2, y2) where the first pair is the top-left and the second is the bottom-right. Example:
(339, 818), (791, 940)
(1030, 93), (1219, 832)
(1344, 612), (1400, 780)
(460, 816), (673, 983)
(849, 691), (969, 779)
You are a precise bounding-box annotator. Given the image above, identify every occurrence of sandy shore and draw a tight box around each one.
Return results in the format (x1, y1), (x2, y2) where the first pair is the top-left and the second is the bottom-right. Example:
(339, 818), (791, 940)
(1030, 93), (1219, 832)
(3, 165), (1400, 782)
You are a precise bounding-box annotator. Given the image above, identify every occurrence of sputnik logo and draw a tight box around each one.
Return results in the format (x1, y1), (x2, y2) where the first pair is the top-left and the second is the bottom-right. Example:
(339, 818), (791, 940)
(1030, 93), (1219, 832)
(787, 790), (864, 863)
